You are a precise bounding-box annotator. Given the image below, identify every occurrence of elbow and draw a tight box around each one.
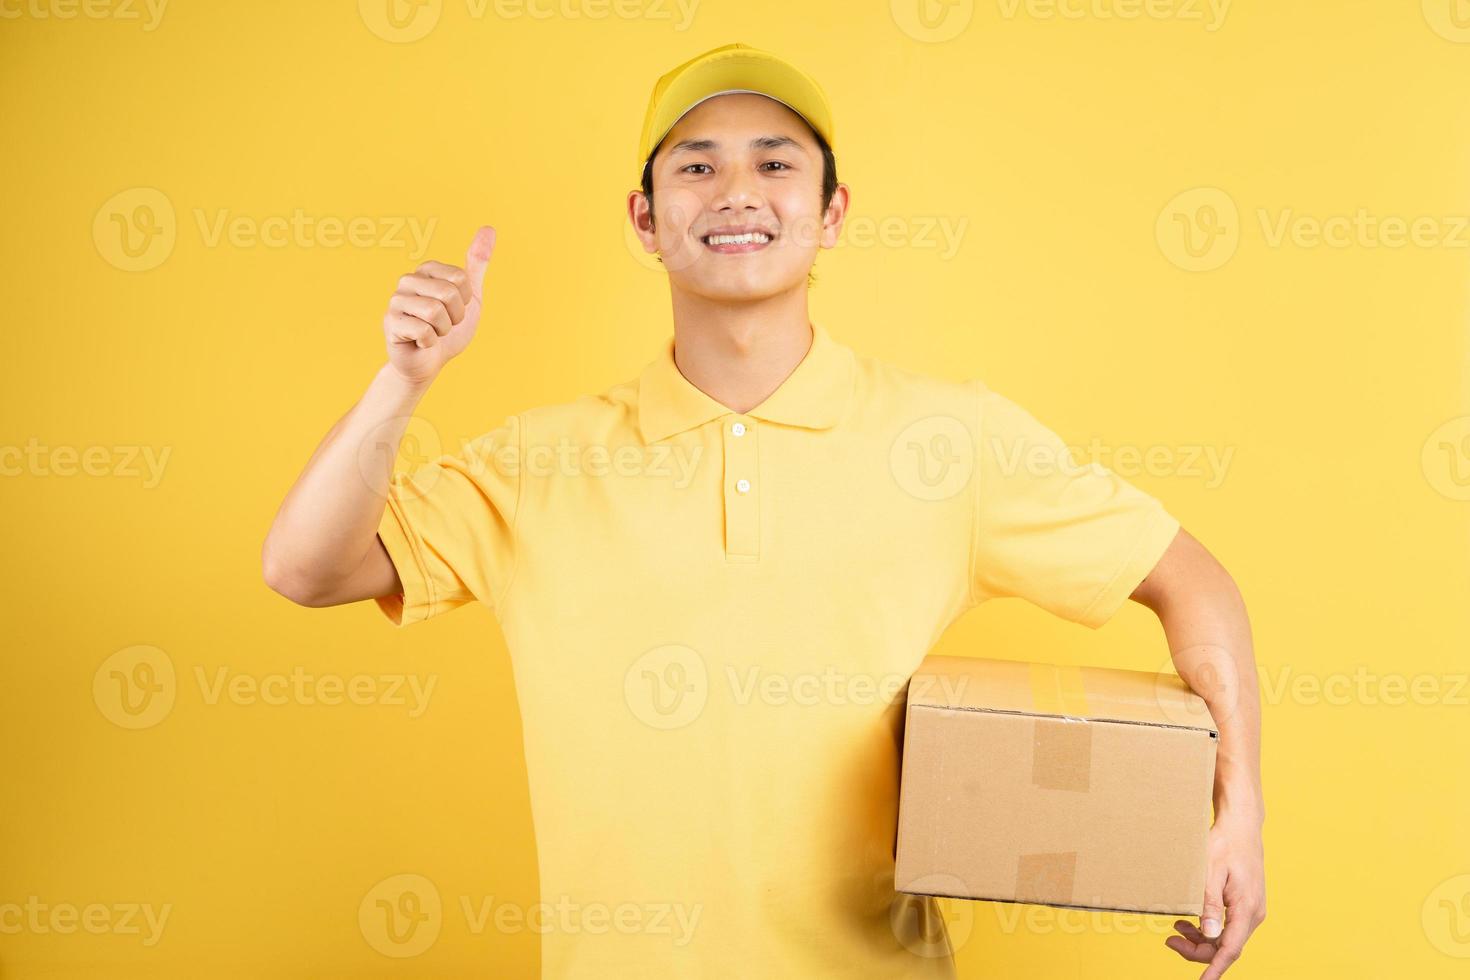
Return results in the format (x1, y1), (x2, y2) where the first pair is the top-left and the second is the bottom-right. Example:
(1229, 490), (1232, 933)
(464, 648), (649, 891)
(261, 537), (332, 607)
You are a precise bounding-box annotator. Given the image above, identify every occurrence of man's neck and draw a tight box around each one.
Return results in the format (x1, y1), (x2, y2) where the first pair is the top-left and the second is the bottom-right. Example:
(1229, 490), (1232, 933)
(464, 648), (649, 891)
(667, 286), (814, 415)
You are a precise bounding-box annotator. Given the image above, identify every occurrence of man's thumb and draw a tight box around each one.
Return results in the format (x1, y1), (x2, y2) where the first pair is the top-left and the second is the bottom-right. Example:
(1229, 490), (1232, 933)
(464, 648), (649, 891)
(465, 225), (496, 302)
(1200, 873), (1226, 940)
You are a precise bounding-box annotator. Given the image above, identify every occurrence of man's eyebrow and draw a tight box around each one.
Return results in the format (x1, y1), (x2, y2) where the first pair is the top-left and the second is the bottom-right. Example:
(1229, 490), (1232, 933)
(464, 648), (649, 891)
(667, 134), (806, 155)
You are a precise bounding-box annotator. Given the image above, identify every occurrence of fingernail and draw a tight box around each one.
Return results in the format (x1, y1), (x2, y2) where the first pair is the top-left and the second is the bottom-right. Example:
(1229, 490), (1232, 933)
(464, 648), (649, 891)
(1203, 918), (1221, 937)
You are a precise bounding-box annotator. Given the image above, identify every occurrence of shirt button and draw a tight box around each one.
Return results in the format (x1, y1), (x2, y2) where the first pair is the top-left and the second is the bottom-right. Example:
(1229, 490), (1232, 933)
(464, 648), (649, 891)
(731, 422), (746, 437)
(736, 478), (751, 493)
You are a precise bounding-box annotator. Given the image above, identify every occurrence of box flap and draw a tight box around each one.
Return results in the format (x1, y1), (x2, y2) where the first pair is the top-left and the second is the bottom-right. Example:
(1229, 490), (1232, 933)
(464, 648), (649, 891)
(907, 654), (1217, 734)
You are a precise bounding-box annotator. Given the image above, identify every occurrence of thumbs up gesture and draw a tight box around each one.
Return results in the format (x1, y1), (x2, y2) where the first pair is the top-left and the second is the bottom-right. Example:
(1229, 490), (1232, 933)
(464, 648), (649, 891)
(383, 225), (496, 386)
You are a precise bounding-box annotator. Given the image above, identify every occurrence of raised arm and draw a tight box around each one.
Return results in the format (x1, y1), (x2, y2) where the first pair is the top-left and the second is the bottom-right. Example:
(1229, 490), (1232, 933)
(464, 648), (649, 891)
(261, 227), (496, 608)
(1130, 526), (1266, 980)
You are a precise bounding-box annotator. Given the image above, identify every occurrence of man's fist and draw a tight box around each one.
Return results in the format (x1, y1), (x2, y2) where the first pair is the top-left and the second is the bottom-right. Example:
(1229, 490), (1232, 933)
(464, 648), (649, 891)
(383, 226), (495, 385)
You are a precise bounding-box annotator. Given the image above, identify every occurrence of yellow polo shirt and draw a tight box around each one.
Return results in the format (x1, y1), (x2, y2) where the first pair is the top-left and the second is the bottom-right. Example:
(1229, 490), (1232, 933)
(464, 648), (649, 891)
(373, 321), (1181, 977)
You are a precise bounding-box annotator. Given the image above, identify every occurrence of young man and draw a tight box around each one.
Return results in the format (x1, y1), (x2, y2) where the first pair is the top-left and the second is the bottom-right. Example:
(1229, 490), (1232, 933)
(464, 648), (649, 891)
(263, 42), (1264, 979)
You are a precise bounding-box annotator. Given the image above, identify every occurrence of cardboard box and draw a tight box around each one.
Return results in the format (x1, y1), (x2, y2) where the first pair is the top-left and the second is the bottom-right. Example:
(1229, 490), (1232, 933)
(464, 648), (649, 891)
(894, 654), (1218, 915)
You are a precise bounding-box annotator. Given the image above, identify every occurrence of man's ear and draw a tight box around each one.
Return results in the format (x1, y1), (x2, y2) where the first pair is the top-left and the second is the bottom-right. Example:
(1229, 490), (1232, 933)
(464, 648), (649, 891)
(820, 183), (851, 250)
(628, 189), (658, 253)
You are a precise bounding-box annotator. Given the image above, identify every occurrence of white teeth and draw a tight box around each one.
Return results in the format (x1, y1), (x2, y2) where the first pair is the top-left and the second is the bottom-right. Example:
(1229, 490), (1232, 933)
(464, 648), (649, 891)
(705, 232), (771, 245)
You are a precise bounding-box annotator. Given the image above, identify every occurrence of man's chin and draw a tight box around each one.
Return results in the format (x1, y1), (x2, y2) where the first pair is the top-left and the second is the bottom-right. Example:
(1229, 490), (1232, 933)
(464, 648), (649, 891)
(671, 273), (803, 303)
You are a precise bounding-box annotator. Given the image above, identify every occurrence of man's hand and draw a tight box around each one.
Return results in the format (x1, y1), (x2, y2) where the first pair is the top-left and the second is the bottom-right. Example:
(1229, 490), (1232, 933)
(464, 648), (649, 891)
(384, 225), (496, 386)
(1165, 810), (1266, 978)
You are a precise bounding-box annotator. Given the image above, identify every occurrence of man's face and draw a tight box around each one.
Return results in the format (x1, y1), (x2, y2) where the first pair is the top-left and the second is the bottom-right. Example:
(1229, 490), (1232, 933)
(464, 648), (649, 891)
(629, 92), (848, 302)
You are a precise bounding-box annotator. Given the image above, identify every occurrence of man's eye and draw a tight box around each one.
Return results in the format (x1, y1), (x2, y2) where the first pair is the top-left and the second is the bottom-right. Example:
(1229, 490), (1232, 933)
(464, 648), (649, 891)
(681, 161), (790, 174)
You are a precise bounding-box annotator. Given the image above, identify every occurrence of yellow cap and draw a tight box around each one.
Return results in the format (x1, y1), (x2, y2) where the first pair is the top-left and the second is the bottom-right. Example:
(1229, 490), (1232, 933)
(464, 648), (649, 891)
(637, 42), (834, 171)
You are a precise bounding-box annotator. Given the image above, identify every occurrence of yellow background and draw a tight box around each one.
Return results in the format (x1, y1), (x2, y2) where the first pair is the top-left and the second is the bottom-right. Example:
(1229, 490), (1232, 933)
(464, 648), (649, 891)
(3, 0), (1468, 976)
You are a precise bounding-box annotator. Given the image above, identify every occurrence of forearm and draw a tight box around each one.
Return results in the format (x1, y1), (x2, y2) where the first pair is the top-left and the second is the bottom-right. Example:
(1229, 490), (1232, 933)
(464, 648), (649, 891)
(1154, 575), (1264, 824)
(262, 363), (431, 596)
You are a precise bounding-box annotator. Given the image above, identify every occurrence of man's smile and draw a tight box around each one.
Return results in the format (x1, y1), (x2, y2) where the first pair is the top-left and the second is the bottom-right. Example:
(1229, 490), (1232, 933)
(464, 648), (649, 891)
(699, 224), (776, 253)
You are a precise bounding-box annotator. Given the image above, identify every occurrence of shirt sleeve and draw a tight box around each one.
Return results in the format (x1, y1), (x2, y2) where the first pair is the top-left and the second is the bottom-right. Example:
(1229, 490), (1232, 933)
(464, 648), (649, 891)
(967, 380), (1181, 629)
(373, 413), (523, 627)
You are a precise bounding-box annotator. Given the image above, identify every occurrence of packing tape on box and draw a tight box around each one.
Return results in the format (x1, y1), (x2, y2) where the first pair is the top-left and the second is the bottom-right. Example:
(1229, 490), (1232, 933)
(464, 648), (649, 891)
(1022, 665), (1090, 902)
(1030, 717), (1092, 792)
(1028, 662), (1093, 793)
(1016, 851), (1078, 904)
(1028, 662), (1090, 718)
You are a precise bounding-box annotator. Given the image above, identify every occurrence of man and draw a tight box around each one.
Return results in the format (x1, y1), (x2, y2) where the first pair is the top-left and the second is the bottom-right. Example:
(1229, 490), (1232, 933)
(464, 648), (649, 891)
(263, 42), (1264, 979)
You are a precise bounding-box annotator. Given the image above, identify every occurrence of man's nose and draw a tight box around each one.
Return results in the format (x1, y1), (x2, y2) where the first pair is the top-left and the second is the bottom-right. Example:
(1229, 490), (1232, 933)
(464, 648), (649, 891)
(713, 163), (763, 210)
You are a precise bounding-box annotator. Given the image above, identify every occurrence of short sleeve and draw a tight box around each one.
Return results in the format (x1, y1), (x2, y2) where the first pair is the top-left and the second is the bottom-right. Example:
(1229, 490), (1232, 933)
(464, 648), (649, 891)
(374, 413), (523, 627)
(967, 381), (1181, 629)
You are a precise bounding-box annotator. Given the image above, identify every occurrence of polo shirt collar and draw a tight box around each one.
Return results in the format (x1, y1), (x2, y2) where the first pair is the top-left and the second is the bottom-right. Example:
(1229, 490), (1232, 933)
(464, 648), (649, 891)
(637, 321), (855, 444)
